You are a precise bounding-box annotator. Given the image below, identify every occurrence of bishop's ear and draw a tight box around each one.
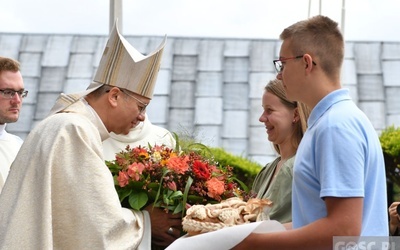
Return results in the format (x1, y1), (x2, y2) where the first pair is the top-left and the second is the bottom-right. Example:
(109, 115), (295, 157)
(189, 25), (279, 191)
(106, 87), (120, 108)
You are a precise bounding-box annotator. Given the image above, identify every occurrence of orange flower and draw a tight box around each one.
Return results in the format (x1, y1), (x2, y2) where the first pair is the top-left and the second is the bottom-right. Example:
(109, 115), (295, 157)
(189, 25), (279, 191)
(167, 155), (189, 174)
(117, 171), (130, 187)
(206, 177), (225, 198)
(161, 152), (175, 166)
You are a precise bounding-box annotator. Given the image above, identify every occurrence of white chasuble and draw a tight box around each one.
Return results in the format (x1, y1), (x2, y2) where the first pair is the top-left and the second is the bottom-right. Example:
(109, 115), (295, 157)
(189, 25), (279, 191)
(0, 100), (149, 249)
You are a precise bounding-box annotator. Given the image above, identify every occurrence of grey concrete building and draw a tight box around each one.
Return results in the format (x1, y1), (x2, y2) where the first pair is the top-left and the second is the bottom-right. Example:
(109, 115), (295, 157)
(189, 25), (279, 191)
(1, 33), (399, 164)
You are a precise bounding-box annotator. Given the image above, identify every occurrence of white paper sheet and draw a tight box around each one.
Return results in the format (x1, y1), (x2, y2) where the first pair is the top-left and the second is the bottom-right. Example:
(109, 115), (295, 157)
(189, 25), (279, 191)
(166, 220), (285, 250)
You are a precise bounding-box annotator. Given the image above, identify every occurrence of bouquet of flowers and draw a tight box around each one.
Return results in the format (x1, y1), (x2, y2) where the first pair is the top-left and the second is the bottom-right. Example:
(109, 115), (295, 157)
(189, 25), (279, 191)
(106, 142), (248, 214)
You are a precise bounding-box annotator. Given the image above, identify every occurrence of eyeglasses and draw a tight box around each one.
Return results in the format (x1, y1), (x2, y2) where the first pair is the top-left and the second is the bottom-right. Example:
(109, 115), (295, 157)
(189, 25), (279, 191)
(119, 89), (148, 114)
(273, 55), (317, 73)
(0, 89), (28, 99)
(106, 88), (148, 114)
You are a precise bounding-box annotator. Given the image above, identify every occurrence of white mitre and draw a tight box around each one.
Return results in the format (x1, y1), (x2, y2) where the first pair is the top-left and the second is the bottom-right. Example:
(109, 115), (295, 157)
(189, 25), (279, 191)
(49, 21), (167, 115)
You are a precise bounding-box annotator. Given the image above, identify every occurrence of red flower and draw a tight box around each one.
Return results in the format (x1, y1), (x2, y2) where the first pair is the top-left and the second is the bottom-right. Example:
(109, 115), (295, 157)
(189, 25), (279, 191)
(192, 160), (211, 180)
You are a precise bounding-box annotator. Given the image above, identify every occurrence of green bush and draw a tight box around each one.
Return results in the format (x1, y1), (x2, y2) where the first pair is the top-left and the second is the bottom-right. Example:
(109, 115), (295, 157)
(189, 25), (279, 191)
(174, 133), (262, 190)
(379, 126), (400, 187)
(206, 147), (262, 189)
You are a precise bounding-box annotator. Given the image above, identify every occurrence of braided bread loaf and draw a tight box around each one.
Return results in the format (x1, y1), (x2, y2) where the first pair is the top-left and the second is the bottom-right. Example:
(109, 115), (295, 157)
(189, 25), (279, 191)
(182, 197), (273, 235)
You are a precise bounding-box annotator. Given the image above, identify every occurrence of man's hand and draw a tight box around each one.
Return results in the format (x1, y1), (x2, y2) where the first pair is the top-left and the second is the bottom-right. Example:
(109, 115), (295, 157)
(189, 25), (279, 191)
(389, 202), (400, 235)
(144, 204), (182, 247)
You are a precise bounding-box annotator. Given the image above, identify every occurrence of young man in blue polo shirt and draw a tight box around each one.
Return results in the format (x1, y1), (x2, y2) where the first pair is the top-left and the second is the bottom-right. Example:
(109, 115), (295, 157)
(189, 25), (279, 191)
(234, 15), (388, 250)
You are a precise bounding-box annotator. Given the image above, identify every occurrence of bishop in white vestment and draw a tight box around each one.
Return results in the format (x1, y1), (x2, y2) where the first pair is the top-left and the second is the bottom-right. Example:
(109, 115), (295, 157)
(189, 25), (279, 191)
(0, 22), (166, 249)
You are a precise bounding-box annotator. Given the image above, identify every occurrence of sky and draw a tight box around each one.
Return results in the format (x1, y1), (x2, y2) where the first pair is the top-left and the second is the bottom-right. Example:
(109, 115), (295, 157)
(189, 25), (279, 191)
(0, 0), (399, 42)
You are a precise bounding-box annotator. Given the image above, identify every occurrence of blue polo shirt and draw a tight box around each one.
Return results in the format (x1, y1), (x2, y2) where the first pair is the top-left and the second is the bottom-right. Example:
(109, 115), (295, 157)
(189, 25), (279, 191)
(292, 89), (388, 236)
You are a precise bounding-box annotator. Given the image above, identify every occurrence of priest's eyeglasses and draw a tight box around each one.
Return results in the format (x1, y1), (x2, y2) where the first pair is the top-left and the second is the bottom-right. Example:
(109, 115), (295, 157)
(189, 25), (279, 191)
(119, 89), (148, 114)
(106, 88), (148, 114)
(0, 89), (28, 99)
(273, 55), (317, 73)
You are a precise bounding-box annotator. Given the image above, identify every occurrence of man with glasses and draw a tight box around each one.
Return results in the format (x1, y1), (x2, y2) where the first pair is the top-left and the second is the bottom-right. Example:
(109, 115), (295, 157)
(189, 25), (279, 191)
(0, 24), (181, 249)
(234, 15), (387, 249)
(0, 57), (28, 193)
(102, 89), (178, 249)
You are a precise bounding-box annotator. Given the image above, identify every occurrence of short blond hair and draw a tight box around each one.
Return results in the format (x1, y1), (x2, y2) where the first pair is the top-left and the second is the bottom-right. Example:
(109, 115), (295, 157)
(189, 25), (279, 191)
(280, 15), (344, 79)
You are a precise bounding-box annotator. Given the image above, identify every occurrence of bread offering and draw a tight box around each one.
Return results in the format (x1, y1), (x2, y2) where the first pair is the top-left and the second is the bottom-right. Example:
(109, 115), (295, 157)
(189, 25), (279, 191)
(182, 197), (273, 235)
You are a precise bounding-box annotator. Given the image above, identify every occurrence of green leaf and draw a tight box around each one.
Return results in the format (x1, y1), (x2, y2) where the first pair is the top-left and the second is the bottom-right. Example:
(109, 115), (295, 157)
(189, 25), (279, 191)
(148, 182), (160, 189)
(182, 176), (193, 216)
(128, 191), (148, 210)
(172, 202), (183, 214)
(163, 193), (170, 205)
(233, 177), (249, 193)
(153, 199), (163, 207)
(154, 169), (171, 206)
(130, 181), (145, 189)
(186, 142), (212, 155)
(169, 191), (183, 200)
(147, 189), (158, 200)
(172, 132), (180, 152)
(117, 188), (132, 202)
(187, 194), (204, 203)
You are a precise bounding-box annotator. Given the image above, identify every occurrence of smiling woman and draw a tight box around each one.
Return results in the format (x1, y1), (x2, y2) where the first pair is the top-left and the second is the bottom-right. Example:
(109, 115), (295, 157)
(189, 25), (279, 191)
(251, 79), (310, 223)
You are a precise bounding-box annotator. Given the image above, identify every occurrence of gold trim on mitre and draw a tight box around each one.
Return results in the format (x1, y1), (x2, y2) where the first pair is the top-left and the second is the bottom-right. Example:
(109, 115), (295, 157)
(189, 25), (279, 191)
(93, 23), (166, 99)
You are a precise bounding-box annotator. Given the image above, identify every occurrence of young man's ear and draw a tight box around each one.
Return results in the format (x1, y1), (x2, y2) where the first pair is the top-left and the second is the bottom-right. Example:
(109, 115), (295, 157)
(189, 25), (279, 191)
(303, 54), (314, 71)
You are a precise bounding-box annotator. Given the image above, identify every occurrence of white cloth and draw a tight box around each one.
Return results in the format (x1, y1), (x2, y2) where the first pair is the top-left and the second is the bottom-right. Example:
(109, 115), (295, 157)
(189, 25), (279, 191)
(103, 114), (176, 161)
(166, 220), (286, 250)
(139, 210), (151, 250)
(0, 99), (150, 249)
(0, 123), (23, 193)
